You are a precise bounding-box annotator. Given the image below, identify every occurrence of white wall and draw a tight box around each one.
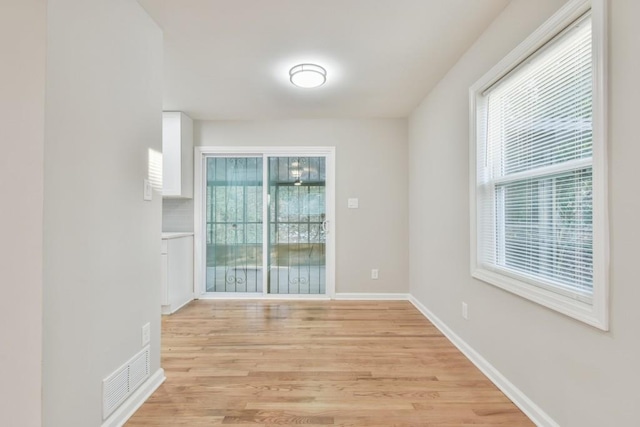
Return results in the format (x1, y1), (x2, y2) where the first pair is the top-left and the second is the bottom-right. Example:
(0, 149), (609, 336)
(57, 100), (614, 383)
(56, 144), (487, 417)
(196, 119), (409, 294)
(0, 1), (46, 426)
(43, 0), (163, 425)
(409, 0), (640, 425)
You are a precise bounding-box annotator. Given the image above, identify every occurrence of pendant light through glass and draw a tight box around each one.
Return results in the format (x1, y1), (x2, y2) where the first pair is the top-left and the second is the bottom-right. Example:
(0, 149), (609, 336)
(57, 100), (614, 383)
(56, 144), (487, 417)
(289, 64), (326, 88)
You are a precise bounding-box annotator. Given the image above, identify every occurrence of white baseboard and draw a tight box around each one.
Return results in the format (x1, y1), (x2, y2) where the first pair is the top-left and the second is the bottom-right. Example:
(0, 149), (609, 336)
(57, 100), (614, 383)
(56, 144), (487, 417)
(162, 296), (194, 315)
(101, 368), (165, 427)
(333, 292), (410, 300)
(197, 293), (330, 300)
(408, 295), (558, 427)
(195, 292), (409, 301)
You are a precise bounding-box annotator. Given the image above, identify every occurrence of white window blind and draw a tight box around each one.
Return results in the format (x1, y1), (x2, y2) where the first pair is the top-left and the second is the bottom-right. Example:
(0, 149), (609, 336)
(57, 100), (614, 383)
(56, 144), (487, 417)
(477, 13), (594, 302)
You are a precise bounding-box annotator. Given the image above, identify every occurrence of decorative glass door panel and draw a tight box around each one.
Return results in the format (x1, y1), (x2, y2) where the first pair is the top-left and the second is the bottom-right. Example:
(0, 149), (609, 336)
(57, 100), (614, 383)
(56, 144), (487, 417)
(268, 157), (326, 294)
(205, 157), (263, 292)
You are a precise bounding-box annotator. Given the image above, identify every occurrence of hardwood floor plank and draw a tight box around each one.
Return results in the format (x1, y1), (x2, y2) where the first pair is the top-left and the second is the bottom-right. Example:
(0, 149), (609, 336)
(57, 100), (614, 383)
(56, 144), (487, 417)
(126, 300), (533, 426)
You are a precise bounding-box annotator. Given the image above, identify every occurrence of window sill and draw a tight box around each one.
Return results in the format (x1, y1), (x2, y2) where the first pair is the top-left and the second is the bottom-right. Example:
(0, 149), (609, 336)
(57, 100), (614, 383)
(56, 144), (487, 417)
(472, 267), (608, 330)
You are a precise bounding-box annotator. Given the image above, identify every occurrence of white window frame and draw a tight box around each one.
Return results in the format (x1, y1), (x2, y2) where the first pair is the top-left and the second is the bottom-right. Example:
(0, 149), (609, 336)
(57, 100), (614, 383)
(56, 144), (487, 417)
(469, 0), (609, 330)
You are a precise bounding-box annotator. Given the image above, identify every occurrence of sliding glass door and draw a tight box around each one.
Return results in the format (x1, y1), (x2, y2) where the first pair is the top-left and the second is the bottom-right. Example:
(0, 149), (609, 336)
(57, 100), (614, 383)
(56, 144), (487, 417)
(205, 157), (263, 292)
(268, 157), (326, 294)
(197, 149), (334, 297)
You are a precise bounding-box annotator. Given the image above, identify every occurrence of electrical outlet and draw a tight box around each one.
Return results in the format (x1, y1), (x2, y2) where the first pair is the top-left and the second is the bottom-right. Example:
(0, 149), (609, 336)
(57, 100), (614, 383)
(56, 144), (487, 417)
(142, 323), (151, 346)
(371, 269), (379, 280)
(462, 302), (469, 320)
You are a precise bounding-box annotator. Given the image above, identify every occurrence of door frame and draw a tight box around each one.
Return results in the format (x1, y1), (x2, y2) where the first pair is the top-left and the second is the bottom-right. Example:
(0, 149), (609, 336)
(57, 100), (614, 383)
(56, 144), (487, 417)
(194, 146), (336, 299)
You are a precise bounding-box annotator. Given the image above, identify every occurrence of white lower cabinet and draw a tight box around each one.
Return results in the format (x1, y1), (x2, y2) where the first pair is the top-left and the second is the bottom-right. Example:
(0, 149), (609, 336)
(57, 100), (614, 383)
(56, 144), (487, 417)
(161, 234), (194, 314)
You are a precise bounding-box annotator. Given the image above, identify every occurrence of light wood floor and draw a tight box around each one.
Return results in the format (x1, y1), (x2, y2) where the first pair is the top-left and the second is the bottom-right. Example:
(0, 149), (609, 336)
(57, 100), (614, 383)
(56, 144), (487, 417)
(126, 300), (533, 426)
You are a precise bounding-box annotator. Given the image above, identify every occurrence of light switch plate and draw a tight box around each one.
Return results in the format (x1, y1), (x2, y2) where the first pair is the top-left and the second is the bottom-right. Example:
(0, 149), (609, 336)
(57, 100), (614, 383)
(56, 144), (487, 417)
(143, 179), (152, 201)
(348, 198), (359, 209)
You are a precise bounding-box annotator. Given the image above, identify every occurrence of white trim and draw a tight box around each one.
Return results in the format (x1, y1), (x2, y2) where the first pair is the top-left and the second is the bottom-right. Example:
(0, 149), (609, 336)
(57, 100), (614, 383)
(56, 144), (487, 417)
(195, 292), (410, 301)
(469, 0), (609, 330)
(470, 0), (592, 94)
(324, 148), (337, 299)
(472, 269), (602, 329)
(198, 293), (330, 301)
(194, 146), (336, 299)
(100, 368), (165, 427)
(491, 157), (592, 185)
(261, 155), (269, 296)
(161, 296), (194, 315)
(589, 0), (610, 332)
(193, 147), (205, 301)
(333, 293), (410, 301)
(408, 296), (559, 427)
(196, 146), (336, 156)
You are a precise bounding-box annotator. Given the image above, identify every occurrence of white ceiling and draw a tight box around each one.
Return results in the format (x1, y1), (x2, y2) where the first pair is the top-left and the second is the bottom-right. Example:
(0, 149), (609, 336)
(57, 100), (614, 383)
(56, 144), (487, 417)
(138, 0), (510, 120)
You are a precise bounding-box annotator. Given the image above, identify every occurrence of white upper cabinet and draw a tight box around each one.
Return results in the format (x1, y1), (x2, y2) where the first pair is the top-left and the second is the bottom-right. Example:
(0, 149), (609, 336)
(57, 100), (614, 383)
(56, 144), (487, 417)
(162, 111), (193, 198)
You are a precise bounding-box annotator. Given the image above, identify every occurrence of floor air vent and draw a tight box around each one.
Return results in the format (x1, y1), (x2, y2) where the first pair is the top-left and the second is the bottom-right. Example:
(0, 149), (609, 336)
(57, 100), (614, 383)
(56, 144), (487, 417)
(103, 346), (150, 419)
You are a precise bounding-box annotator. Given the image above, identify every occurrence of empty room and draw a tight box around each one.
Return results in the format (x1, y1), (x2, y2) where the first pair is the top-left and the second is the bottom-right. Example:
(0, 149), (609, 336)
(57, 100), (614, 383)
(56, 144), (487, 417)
(2, 0), (639, 426)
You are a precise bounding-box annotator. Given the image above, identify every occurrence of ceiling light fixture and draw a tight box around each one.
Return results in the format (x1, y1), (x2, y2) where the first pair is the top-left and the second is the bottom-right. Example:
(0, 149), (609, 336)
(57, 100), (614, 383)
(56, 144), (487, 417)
(289, 64), (327, 88)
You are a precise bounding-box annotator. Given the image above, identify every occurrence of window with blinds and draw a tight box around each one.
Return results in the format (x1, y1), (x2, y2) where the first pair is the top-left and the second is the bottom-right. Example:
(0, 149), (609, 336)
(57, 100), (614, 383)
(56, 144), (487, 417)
(480, 13), (593, 301)
(470, 0), (608, 329)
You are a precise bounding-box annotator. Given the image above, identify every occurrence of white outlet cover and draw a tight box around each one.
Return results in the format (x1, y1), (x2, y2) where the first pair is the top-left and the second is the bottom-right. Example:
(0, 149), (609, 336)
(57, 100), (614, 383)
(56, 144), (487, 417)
(371, 269), (379, 279)
(348, 198), (359, 209)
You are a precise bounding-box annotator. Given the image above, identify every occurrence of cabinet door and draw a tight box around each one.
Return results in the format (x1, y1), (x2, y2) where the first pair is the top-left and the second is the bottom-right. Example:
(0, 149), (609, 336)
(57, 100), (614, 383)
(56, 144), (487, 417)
(167, 236), (194, 311)
(179, 114), (193, 198)
(160, 253), (169, 306)
(162, 112), (182, 196)
(162, 111), (193, 198)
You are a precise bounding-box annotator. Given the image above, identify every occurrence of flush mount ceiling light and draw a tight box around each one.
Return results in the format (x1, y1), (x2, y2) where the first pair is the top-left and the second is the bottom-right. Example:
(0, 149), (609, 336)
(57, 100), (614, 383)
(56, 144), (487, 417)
(289, 64), (327, 88)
